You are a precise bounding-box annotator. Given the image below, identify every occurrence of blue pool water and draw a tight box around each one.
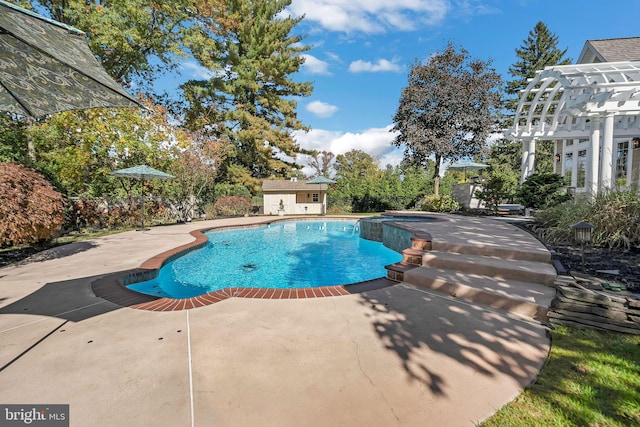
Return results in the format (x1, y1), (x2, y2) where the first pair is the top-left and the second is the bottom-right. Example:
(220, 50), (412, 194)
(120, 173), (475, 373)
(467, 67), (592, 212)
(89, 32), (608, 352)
(128, 220), (403, 299)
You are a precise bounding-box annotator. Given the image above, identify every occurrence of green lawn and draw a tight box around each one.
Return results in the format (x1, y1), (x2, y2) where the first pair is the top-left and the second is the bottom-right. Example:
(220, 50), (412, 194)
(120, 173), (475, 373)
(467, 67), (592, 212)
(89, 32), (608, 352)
(482, 326), (640, 427)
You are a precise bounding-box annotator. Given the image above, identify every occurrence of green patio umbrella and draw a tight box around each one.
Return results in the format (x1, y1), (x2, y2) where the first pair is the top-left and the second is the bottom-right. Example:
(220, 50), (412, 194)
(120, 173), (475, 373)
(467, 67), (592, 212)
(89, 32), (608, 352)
(110, 165), (174, 231)
(448, 161), (490, 182)
(0, 0), (142, 118)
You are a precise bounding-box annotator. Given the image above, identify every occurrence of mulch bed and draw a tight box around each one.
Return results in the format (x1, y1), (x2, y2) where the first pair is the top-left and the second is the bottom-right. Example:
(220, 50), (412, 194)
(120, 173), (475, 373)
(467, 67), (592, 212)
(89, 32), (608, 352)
(547, 244), (640, 293)
(515, 222), (640, 294)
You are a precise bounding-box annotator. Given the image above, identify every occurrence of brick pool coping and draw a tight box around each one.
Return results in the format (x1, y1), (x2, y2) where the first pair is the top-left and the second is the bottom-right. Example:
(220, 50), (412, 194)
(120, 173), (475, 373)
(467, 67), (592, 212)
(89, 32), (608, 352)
(91, 219), (396, 311)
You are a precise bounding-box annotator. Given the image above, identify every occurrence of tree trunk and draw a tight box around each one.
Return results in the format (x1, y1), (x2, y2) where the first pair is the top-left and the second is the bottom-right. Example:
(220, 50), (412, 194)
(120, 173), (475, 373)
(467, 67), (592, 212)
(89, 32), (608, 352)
(433, 154), (442, 196)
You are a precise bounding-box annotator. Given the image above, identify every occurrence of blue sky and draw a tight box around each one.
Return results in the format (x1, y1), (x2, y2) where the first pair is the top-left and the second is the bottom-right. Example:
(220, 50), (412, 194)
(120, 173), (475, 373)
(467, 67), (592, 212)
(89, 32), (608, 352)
(165, 0), (640, 173)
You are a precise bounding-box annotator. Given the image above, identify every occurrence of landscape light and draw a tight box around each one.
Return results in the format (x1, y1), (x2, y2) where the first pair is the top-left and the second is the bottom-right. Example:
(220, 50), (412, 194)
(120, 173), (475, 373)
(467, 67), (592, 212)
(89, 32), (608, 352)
(571, 221), (595, 266)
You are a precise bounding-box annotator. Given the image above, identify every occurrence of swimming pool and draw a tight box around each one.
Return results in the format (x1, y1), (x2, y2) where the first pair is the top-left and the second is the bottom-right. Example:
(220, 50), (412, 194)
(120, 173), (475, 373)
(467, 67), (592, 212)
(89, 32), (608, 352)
(128, 220), (403, 299)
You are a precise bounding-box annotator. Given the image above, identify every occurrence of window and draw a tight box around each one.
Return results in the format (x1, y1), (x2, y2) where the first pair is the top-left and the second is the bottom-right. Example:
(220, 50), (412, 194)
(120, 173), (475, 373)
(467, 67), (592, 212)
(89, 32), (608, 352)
(564, 152), (573, 184)
(312, 193), (319, 202)
(615, 141), (629, 187)
(577, 150), (587, 188)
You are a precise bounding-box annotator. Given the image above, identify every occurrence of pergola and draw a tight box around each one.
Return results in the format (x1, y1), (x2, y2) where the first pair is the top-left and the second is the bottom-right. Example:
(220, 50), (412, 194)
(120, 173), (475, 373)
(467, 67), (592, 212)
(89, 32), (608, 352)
(508, 61), (640, 194)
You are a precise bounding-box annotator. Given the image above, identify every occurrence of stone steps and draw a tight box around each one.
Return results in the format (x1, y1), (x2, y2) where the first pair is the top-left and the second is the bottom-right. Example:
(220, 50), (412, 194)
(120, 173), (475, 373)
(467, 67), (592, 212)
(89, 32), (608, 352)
(420, 251), (557, 286)
(402, 267), (556, 321)
(384, 241), (557, 321)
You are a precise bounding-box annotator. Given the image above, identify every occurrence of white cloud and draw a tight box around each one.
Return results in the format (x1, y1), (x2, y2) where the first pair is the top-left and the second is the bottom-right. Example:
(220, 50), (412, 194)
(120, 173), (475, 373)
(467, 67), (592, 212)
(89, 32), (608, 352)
(301, 54), (331, 75)
(288, 0), (449, 33)
(180, 61), (217, 80)
(348, 58), (402, 73)
(294, 125), (403, 175)
(306, 101), (339, 118)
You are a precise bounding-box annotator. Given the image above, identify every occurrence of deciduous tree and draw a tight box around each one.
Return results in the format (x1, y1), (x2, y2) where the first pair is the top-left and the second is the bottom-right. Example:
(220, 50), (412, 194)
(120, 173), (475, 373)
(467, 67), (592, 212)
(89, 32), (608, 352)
(307, 150), (335, 178)
(29, 102), (183, 197)
(392, 43), (502, 195)
(164, 131), (229, 222)
(27, 0), (195, 90)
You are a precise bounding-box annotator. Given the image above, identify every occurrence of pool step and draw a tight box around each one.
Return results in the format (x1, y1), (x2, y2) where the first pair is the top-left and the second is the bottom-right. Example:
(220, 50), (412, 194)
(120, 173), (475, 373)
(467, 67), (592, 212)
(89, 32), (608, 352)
(420, 251), (556, 286)
(385, 243), (557, 320)
(387, 249), (556, 286)
(403, 267), (556, 321)
(385, 263), (418, 283)
(401, 247), (427, 266)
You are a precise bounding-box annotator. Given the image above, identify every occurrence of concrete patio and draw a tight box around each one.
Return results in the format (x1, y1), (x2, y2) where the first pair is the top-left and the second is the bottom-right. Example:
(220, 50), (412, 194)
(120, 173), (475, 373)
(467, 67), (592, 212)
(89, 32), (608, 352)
(0, 214), (553, 427)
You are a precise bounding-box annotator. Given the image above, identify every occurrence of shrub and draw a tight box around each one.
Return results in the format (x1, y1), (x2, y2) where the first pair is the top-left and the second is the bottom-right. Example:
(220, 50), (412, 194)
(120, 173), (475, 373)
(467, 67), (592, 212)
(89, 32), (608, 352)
(203, 203), (217, 219)
(517, 173), (571, 209)
(419, 194), (459, 213)
(327, 204), (352, 215)
(69, 197), (109, 230)
(214, 183), (251, 200)
(533, 194), (592, 244)
(475, 169), (519, 213)
(0, 162), (66, 246)
(212, 196), (251, 217)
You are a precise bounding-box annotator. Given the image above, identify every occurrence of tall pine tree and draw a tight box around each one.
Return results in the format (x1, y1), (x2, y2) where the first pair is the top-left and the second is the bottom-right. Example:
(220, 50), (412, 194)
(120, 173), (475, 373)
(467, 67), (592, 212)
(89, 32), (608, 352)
(505, 21), (571, 117)
(502, 22), (572, 174)
(181, 0), (313, 194)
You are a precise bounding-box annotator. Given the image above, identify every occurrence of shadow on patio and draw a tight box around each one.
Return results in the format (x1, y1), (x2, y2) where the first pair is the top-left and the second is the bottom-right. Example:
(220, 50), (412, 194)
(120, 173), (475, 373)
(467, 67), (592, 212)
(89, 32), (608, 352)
(356, 284), (550, 396)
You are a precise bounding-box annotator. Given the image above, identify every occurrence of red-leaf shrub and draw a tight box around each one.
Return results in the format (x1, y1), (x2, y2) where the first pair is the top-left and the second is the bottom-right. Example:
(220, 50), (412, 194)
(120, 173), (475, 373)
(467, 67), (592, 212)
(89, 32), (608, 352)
(212, 196), (251, 217)
(0, 162), (66, 246)
(70, 197), (109, 230)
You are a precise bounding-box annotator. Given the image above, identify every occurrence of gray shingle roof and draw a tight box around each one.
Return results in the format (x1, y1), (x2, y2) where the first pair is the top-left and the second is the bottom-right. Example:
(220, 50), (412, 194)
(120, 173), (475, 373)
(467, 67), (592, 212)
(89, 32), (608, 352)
(262, 179), (328, 191)
(579, 37), (640, 63)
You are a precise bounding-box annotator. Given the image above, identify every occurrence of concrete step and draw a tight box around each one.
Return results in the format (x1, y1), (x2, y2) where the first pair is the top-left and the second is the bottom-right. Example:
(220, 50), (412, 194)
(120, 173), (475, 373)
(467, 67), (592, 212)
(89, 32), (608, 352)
(432, 241), (552, 263)
(403, 266), (556, 321)
(421, 251), (557, 286)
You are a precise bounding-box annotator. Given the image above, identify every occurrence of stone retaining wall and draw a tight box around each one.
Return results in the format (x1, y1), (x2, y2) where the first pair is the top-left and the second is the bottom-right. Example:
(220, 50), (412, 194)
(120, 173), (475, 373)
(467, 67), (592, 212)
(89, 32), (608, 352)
(548, 284), (640, 335)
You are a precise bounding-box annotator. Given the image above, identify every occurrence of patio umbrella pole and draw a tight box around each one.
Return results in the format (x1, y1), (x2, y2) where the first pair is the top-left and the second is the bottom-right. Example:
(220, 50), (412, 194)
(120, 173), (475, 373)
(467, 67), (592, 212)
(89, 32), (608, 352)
(110, 165), (174, 231)
(140, 182), (146, 231)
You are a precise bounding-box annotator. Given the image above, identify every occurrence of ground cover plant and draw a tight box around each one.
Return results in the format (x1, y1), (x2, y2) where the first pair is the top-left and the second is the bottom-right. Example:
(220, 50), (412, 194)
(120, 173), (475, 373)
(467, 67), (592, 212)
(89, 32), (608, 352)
(482, 327), (640, 426)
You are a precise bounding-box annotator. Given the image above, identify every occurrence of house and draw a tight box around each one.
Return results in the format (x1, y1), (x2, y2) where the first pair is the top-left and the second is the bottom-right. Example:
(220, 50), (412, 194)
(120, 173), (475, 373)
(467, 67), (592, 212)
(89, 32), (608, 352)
(262, 178), (330, 215)
(508, 37), (640, 195)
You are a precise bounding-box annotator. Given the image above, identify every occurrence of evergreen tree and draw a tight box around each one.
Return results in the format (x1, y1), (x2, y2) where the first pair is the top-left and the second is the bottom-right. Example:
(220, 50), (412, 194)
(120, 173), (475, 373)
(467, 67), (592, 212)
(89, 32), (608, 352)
(391, 43), (502, 195)
(181, 0), (313, 194)
(502, 22), (571, 175)
(505, 21), (571, 116)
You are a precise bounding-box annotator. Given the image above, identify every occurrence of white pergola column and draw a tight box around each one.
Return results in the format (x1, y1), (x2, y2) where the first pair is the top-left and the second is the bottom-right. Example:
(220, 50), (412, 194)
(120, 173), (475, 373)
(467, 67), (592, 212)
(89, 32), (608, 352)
(571, 139), (579, 188)
(521, 138), (536, 182)
(588, 116), (601, 195)
(600, 113), (615, 189)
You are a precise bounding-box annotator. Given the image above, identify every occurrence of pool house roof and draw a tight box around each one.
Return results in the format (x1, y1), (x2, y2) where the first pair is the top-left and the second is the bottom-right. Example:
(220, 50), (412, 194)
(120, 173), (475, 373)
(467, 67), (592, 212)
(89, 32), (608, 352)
(262, 179), (329, 191)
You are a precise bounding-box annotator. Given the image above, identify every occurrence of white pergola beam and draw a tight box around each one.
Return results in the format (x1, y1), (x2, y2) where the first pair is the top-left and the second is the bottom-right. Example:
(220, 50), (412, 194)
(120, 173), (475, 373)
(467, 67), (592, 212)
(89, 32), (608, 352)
(508, 61), (640, 195)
